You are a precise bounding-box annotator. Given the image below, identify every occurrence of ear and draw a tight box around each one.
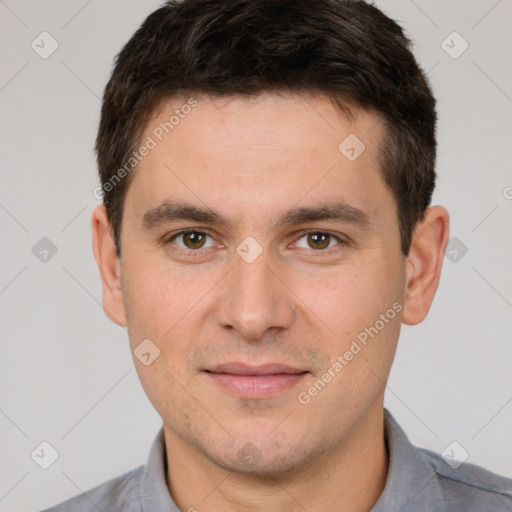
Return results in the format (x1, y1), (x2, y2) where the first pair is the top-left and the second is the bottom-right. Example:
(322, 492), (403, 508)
(91, 205), (127, 327)
(402, 205), (450, 325)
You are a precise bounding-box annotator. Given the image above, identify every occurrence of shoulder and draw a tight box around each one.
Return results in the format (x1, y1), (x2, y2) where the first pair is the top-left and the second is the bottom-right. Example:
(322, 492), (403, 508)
(40, 465), (144, 512)
(417, 447), (512, 509)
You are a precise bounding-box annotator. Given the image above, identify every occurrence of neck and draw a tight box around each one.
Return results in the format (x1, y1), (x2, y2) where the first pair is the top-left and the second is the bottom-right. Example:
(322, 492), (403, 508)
(164, 405), (388, 512)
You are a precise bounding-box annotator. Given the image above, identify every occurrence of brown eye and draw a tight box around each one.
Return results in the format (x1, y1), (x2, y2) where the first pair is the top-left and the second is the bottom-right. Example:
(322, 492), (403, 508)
(170, 230), (214, 250)
(294, 231), (343, 252)
(306, 232), (331, 250)
(182, 231), (207, 249)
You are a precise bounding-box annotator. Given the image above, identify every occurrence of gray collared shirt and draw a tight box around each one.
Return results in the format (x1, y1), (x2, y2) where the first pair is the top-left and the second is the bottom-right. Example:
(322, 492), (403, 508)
(41, 409), (512, 511)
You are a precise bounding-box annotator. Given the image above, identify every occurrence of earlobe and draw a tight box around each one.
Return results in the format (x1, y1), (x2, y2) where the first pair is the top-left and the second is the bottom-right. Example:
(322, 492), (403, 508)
(91, 205), (127, 327)
(402, 206), (450, 326)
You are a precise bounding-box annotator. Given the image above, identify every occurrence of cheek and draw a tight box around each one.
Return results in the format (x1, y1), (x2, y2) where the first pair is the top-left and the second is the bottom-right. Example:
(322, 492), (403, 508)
(297, 265), (402, 420)
(122, 255), (200, 340)
(121, 255), (222, 382)
(121, 258), (205, 424)
(298, 258), (402, 344)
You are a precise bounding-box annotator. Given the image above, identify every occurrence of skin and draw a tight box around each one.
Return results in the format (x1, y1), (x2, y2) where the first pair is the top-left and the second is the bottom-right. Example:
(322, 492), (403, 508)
(92, 93), (449, 511)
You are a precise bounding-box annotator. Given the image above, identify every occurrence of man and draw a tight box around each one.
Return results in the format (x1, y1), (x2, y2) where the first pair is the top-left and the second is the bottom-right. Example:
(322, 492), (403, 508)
(43, 0), (512, 510)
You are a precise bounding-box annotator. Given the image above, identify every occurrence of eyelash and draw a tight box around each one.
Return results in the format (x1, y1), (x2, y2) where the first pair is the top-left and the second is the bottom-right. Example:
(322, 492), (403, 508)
(164, 228), (347, 257)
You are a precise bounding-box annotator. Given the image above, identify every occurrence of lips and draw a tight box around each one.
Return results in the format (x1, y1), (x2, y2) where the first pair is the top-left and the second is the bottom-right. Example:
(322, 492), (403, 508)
(208, 363), (306, 376)
(205, 363), (308, 398)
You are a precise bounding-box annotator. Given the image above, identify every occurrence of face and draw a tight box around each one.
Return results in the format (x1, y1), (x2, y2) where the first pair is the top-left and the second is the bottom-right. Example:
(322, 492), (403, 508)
(94, 93), (436, 476)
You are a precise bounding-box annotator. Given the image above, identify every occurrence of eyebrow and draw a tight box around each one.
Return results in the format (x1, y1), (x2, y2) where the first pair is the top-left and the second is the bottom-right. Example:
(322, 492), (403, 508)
(141, 200), (370, 231)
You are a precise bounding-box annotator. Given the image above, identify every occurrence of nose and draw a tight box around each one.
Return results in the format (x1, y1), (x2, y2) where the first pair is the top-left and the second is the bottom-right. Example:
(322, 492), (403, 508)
(215, 245), (295, 341)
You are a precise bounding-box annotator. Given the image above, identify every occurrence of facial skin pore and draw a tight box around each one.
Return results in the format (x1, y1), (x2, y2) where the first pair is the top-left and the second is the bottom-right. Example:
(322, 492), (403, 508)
(92, 93), (449, 511)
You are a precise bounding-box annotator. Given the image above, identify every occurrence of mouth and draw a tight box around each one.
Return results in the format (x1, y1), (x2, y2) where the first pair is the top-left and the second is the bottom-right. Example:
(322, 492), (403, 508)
(204, 363), (308, 399)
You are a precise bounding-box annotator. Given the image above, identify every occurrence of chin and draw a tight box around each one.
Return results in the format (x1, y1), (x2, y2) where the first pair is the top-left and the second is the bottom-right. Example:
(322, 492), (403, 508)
(199, 434), (324, 479)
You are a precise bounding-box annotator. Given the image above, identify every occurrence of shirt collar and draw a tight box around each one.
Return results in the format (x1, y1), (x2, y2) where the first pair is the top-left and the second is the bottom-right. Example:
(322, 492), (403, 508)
(371, 409), (446, 512)
(139, 427), (180, 511)
(138, 409), (445, 511)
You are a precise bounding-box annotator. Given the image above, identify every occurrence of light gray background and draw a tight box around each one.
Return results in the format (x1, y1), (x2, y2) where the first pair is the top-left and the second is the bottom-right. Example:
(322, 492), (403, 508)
(1, 1), (511, 510)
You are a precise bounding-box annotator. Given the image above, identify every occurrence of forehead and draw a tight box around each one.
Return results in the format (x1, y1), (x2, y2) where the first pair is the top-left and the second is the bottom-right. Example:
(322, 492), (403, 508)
(124, 93), (390, 227)
(144, 92), (383, 158)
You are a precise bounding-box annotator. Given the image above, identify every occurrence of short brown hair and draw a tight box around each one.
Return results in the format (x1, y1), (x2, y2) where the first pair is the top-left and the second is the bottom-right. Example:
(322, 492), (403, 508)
(96, 0), (437, 257)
